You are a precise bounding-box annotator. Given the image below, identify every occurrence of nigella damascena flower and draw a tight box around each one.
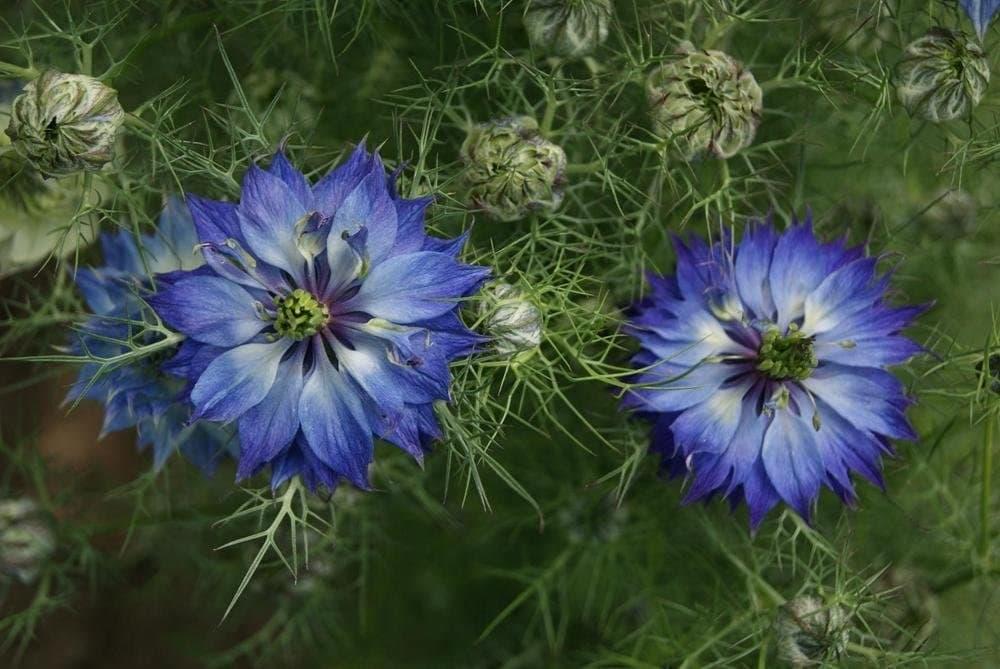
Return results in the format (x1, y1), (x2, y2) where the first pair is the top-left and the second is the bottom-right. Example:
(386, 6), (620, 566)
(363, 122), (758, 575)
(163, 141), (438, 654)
(523, 0), (613, 59)
(148, 144), (490, 490)
(894, 28), (989, 123)
(6, 70), (125, 177)
(67, 199), (231, 473)
(622, 217), (925, 529)
(646, 43), (762, 160)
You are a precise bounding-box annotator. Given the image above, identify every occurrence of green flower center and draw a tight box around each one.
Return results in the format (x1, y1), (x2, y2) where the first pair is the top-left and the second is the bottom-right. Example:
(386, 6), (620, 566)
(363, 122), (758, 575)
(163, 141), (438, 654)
(274, 289), (329, 340)
(756, 324), (817, 381)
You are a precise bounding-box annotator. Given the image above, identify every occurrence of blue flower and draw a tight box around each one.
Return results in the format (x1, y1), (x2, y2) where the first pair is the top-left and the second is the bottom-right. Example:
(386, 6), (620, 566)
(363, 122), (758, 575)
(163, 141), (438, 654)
(623, 216), (925, 529)
(68, 198), (232, 473)
(148, 144), (490, 490)
(960, 0), (1000, 40)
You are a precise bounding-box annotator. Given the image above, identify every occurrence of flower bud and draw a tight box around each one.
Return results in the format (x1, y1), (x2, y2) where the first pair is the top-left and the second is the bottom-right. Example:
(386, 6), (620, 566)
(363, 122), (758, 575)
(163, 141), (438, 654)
(0, 83), (95, 277)
(524, 0), (613, 59)
(460, 116), (567, 222)
(0, 498), (55, 584)
(479, 281), (543, 357)
(894, 28), (989, 123)
(816, 0), (892, 54)
(774, 596), (849, 667)
(5, 70), (125, 176)
(646, 44), (762, 159)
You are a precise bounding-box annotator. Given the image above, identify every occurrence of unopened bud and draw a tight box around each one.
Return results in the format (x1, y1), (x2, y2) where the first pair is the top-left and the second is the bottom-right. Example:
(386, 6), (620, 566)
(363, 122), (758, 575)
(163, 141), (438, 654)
(6, 70), (125, 176)
(0, 84), (94, 277)
(774, 596), (849, 667)
(480, 281), (543, 357)
(524, 0), (613, 59)
(646, 43), (762, 159)
(460, 116), (567, 222)
(0, 498), (55, 584)
(895, 28), (989, 123)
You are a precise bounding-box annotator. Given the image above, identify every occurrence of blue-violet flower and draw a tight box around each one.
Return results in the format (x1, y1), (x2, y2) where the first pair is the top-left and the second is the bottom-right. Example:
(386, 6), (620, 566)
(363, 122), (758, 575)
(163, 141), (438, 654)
(622, 216), (924, 529)
(149, 144), (489, 490)
(68, 198), (231, 472)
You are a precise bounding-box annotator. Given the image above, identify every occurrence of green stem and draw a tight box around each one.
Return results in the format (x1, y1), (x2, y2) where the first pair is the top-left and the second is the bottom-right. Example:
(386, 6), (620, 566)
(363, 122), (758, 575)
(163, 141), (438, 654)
(540, 85), (557, 136)
(0, 61), (38, 81)
(565, 161), (602, 174)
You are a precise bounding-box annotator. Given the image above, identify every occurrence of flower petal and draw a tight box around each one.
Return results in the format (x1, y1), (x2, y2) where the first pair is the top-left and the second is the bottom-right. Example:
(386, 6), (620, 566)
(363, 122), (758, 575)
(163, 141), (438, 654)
(802, 364), (916, 441)
(148, 276), (267, 347)
(339, 251), (489, 323)
(761, 408), (824, 520)
(190, 340), (292, 422)
(236, 345), (307, 480)
(237, 164), (309, 282)
(297, 341), (373, 488)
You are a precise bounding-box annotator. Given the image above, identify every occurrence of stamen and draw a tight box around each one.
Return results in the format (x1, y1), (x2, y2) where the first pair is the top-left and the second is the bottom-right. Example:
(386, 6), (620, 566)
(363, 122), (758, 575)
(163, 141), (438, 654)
(273, 289), (330, 340)
(756, 324), (818, 381)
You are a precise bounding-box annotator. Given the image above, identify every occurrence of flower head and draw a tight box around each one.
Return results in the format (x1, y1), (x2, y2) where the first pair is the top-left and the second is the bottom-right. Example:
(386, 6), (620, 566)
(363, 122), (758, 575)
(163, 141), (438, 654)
(68, 199), (231, 473)
(523, 0), (613, 59)
(622, 217), (924, 529)
(0, 498), (55, 584)
(149, 144), (490, 490)
(894, 28), (989, 123)
(5, 70), (124, 177)
(460, 116), (567, 222)
(0, 81), (95, 277)
(646, 43), (762, 159)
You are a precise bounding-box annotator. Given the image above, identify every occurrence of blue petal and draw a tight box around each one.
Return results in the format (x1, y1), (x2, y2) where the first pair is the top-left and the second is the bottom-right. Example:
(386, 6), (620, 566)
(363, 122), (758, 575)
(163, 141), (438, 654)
(391, 195), (433, 254)
(312, 143), (378, 218)
(801, 257), (885, 335)
(669, 381), (750, 457)
(268, 151), (312, 208)
(236, 345), (307, 480)
(761, 408), (824, 520)
(190, 340), (292, 422)
(624, 361), (751, 413)
(148, 276), (267, 347)
(802, 364), (916, 441)
(961, 0), (1000, 39)
(768, 221), (860, 329)
(186, 193), (243, 245)
(236, 164), (309, 282)
(330, 162), (398, 265)
(734, 221), (777, 321)
(340, 252), (490, 323)
(297, 341), (373, 488)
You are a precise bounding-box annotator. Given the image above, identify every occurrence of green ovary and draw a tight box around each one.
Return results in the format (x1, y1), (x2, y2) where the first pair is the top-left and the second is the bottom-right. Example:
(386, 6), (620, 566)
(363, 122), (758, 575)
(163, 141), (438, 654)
(756, 325), (817, 381)
(274, 289), (329, 340)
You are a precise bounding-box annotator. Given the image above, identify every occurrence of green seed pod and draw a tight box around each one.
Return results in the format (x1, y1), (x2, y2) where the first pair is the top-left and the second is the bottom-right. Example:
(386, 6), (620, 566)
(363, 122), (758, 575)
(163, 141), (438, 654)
(894, 28), (989, 123)
(480, 281), (543, 357)
(0, 85), (95, 277)
(5, 70), (125, 177)
(816, 0), (892, 54)
(523, 0), (613, 59)
(0, 498), (55, 585)
(774, 596), (849, 667)
(646, 43), (763, 160)
(460, 116), (567, 222)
